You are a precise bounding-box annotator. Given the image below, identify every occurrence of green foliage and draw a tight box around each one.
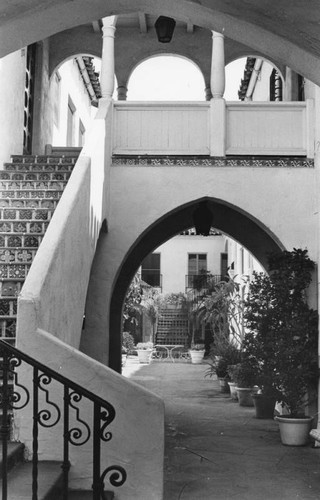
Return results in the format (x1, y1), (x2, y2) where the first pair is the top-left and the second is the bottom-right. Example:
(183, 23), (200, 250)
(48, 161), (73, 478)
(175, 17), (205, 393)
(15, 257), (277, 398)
(122, 331), (135, 354)
(228, 359), (258, 388)
(123, 274), (143, 326)
(205, 342), (241, 379)
(195, 277), (245, 347)
(243, 248), (318, 416)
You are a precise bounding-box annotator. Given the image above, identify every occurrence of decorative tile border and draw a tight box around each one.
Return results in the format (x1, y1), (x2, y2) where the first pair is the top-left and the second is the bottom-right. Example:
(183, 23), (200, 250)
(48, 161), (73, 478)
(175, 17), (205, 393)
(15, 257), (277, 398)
(112, 156), (314, 168)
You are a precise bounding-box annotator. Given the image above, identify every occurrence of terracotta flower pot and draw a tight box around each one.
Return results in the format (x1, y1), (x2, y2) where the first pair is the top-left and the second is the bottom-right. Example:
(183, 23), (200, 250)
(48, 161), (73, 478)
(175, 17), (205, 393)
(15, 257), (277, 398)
(218, 378), (230, 393)
(275, 415), (313, 446)
(252, 393), (276, 419)
(136, 349), (153, 364)
(189, 350), (205, 364)
(228, 382), (238, 400)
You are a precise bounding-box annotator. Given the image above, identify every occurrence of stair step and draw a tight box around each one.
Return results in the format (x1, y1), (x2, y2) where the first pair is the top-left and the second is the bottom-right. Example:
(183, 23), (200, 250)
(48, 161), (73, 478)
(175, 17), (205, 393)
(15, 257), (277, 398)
(0, 190), (62, 199)
(68, 491), (114, 500)
(0, 171), (72, 181)
(10, 155), (77, 165)
(0, 442), (25, 478)
(0, 199), (60, 209)
(0, 180), (67, 190)
(0, 461), (63, 500)
(0, 221), (49, 232)
(0, 209), (54, 221)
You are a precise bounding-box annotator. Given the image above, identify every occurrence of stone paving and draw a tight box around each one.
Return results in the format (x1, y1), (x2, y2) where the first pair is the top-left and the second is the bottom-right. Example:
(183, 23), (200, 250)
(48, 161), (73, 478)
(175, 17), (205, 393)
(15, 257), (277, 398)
(123, 357), (320, 500)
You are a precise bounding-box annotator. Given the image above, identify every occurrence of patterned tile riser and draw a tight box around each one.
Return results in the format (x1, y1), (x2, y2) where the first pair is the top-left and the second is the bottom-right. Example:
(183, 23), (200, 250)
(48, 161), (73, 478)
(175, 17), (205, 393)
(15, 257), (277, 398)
(0, 319), (16, 340)
(10, 155), (77, 165)
(0, 248), (37, 263)
(0, 171), (71, 181)
(0, 199), (59, 209)
(0, 180), (67, 190)
(0, 280), (22, 297)
(0, 190), (62, 199)
(0, 298), (17, 316)
(0, 209), (53, 221)
(0, 234), (43, 247)
(0, 264), (33, 279)
(0, 221), (48, 233)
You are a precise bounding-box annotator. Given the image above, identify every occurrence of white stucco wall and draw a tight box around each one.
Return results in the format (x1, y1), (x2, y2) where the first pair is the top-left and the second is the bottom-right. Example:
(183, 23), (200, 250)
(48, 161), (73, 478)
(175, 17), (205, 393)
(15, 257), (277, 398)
(0, 50), (25, 167)
(154, 234), (226, 294)
(51, 58), (96, 146)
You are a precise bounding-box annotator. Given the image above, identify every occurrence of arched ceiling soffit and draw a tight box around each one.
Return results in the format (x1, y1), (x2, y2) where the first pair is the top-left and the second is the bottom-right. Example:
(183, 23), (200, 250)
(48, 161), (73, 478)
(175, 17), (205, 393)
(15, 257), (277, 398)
(1, 1), (320, 86)
(113, 197), (284, 299)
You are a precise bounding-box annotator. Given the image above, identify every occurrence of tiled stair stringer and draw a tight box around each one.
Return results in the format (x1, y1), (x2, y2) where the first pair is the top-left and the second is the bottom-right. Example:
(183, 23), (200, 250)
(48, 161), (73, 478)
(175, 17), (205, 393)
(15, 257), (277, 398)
(0, 154), (78, 345)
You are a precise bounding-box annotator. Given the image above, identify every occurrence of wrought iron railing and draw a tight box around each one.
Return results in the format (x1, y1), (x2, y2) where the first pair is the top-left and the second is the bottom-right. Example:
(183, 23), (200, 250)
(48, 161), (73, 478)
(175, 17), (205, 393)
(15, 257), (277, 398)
(185, 274), (223, 291)
(0, 340), (127, 500)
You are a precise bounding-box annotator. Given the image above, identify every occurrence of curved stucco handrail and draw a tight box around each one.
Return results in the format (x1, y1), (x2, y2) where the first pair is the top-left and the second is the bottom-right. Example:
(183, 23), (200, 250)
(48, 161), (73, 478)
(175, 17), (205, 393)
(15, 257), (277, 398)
(17, 328), (164, 498)
(16, 98), (165, 498)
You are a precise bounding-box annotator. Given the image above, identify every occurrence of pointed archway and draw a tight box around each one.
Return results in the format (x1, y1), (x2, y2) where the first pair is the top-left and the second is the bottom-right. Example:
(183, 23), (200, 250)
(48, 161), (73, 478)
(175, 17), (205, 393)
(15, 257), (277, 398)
(109, 197), (284, 372)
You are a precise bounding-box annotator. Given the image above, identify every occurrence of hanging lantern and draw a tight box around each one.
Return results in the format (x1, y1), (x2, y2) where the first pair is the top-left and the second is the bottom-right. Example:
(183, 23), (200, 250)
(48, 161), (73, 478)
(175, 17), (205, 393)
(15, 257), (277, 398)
(154, 16), (176, 43)
(193, 202), (213, 236)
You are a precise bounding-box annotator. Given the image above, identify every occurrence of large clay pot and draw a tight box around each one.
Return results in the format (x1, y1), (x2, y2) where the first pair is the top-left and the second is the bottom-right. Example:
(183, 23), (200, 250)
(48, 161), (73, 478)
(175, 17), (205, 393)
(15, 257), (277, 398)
(189, 350), (205, 364)
(136, 349), (153, 364)
(218, 378), (230, 393)
(236, 387), (254, 406)
(228, 382), (238, 401)
(275, 416), (313, 446)
(252, 393), (276, 419)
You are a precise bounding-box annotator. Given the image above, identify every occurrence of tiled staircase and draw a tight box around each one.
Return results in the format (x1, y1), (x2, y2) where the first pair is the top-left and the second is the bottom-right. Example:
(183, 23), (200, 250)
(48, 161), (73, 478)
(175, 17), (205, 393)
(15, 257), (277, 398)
(0, 153), (78, 346)
(156, 307), (189, 345)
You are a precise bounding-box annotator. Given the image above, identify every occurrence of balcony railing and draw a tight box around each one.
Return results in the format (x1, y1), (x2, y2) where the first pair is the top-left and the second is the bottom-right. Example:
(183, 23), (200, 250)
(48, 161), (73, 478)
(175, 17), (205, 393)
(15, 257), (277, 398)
(112, 100), (314, 158)
(0, 340), (126, 500)
(185, 274), (224, 291)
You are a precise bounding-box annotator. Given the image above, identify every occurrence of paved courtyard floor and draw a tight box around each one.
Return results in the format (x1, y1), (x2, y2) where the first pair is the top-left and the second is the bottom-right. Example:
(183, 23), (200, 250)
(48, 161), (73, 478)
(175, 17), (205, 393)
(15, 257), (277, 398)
(123, 356), (320, 500)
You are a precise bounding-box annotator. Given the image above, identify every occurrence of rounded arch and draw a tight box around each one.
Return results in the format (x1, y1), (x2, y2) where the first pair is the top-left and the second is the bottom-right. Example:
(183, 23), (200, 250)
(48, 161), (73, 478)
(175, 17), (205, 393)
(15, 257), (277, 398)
(109, 197), (284, 371)
(127, 54), (206, 100)
(1, 1), (320, 88)
(225, 55), (285, 100)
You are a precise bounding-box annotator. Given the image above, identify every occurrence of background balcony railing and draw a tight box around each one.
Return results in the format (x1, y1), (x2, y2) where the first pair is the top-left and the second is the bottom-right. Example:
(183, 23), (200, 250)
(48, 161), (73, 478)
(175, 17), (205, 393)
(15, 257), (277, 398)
(185, 274), (223, 291)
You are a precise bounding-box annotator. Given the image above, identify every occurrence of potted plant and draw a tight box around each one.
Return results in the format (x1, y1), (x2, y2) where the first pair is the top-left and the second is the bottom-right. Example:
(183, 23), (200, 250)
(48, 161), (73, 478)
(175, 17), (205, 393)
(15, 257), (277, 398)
(232, 357), (259, 407)
(205, 341), (241, 393)
(122, 331), (135, 367)
(245, 249), (318, 440)
(189, 343), (206, 364)
(135, 341), (154, 363)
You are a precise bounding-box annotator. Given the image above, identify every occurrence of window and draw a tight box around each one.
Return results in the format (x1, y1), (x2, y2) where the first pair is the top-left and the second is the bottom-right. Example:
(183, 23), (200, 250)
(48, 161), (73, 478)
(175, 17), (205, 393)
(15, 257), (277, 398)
(187, 254), (207, 289)
(188, 254), (207, 275)
(53, 71), (61, 127)
(66, 97), (76, 146)
(141, 253), (161, 287)
(78, 119), (85, 146)
(220, 253), (228, 280)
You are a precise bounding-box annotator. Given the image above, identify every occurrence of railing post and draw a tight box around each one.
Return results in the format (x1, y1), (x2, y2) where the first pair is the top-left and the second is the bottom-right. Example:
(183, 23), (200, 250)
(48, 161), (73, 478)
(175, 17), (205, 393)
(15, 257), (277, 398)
(210, 31), (226, 157)
(1, 349), (10, 500)
(32, 367), (39, 500)
(62, 386), (71, 500)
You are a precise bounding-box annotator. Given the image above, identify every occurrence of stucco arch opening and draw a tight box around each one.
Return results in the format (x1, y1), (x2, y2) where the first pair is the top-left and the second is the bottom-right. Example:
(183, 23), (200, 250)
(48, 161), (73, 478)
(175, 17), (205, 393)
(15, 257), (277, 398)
(109, 197), (284, 372)
(127, 54), (206, 100)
